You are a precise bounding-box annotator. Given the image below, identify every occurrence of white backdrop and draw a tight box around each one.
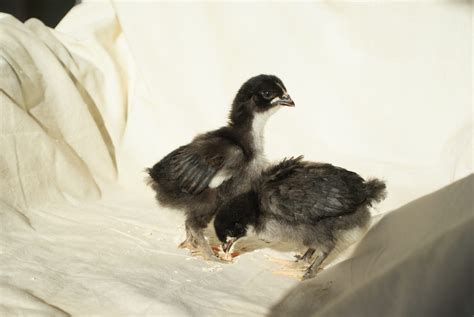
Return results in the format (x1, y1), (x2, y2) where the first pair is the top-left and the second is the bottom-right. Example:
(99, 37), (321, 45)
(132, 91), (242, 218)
(0, 0), (472, 315)
(111, 0), (472, 211)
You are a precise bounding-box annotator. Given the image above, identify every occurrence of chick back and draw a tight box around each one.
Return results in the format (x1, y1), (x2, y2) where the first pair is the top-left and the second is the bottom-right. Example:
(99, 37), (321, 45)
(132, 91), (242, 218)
(257, 158), (386, 251)
(259, 158), (387, 225)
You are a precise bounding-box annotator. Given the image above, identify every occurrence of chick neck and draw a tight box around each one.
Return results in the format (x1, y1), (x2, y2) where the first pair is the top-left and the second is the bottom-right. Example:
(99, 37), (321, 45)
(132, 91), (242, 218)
(229, 103), (280, 156)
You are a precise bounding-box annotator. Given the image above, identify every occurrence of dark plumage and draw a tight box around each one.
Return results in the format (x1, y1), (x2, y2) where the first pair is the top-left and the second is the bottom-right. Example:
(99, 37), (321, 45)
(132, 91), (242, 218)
(146, 75), (294, 260)
(214, 156), (387, 278)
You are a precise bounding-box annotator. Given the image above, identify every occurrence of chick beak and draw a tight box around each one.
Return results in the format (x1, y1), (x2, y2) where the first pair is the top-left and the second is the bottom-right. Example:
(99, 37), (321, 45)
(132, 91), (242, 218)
(272, 94), (295, 107)
(222, 238), (236, 253)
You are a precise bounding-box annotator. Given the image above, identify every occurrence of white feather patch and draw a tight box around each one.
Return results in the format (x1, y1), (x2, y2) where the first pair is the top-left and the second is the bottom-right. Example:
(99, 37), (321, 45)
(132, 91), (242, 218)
(208, 171), (231, 188)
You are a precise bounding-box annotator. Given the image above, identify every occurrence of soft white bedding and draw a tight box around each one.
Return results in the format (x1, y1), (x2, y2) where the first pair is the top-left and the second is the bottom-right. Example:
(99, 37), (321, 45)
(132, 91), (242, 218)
(0, 1), (472, 316)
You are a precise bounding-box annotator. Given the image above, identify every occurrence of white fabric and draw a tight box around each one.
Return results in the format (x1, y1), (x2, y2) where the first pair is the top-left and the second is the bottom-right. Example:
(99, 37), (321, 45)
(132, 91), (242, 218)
(0, 1), (472, 316)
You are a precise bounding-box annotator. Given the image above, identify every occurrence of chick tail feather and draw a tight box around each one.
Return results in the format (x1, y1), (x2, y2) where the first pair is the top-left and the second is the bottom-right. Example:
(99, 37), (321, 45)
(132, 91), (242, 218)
(364, 178), (387, 206)
(144, 168), (159, 188)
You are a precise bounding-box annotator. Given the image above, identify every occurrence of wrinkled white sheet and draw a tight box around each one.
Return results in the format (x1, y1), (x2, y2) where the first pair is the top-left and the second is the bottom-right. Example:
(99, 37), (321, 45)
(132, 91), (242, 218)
(0, 1), (472, 316)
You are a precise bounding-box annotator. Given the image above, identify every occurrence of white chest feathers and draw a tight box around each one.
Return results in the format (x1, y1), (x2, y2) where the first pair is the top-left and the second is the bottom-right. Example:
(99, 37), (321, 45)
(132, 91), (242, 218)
(251, 106), (280, 153)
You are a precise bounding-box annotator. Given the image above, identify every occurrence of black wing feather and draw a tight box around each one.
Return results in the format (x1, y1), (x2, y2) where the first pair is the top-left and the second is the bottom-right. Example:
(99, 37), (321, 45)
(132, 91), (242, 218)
(260, 161), (368, 223)
(149, 137), (244, 195)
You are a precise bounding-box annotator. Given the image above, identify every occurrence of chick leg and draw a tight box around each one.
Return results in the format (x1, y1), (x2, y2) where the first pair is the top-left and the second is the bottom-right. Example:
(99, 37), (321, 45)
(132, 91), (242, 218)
(185, 217), (217, 261)
(189, 227), (217, 261)
(302, 250), (328, 280)
(178, 224), (197, 249)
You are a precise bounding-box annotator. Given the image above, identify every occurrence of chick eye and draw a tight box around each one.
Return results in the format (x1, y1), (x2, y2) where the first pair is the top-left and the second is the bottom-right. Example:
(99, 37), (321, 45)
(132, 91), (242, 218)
(260, 91), (273, 99)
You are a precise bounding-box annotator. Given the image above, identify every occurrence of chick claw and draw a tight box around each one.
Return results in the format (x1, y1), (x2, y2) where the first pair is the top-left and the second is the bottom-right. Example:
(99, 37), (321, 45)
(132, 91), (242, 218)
(302, 270), (315, 281)
(191, 248), (220, 262)
(294, 254), (304, 261)
(302, 266), (324, 281)
(178, 237), (197, 249)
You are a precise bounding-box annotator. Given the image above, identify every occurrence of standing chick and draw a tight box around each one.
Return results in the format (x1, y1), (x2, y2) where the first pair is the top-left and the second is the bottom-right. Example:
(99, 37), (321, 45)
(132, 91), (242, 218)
(214, 156), (386, 278)
(146, 75), (295, 260)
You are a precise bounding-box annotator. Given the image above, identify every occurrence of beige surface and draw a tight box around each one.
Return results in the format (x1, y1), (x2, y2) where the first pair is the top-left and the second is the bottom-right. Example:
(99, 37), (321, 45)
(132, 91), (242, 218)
(0, 1), (472, 316)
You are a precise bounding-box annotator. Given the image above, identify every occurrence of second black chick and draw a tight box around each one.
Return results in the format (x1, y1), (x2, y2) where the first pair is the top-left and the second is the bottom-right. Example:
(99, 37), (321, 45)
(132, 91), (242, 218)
(146, 75), (294, 260)
(214, 156), (386, 279)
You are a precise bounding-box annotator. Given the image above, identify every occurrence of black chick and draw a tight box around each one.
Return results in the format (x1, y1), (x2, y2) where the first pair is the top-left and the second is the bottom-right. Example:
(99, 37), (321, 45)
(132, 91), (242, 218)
(146, 75), (295, 260)
(214, 156), (386, 278)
